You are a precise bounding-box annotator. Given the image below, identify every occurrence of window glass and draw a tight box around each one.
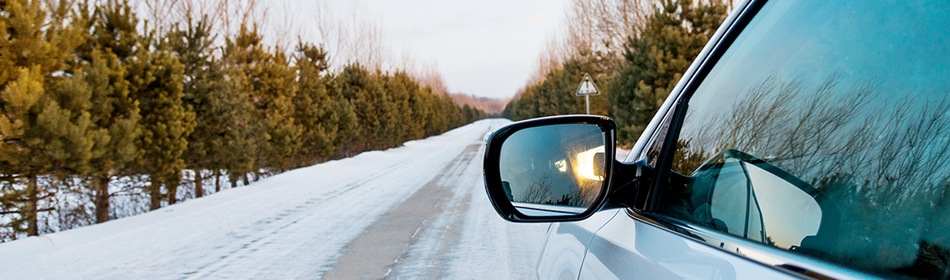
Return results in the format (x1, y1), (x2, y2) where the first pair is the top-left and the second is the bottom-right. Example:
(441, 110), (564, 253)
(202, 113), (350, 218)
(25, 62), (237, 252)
(660, 0), (950, 278)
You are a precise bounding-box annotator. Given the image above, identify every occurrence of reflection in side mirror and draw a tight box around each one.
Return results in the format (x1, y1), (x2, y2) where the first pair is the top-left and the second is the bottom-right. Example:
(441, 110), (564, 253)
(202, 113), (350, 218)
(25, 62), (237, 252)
(484, 115), (616, 222)
(500, 124), (605, 216)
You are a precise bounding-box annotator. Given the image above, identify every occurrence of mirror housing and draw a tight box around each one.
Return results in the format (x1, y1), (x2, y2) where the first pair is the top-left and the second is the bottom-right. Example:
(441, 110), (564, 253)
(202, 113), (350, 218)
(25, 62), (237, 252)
(484, 115), (618, 223)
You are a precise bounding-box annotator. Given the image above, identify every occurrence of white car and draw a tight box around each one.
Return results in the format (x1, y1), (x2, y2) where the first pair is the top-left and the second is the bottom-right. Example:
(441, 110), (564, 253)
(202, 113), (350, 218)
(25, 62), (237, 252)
(483, 0), (950, 278)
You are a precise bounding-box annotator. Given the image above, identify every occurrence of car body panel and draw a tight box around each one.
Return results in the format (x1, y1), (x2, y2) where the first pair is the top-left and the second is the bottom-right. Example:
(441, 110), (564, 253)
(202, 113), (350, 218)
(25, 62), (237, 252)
(581, 212), (797, 280)
(536, 209), (620, 280)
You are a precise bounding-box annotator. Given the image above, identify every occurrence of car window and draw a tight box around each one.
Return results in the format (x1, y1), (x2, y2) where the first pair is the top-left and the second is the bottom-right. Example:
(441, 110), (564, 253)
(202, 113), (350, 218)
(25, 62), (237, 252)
(658, 0), (950, 278)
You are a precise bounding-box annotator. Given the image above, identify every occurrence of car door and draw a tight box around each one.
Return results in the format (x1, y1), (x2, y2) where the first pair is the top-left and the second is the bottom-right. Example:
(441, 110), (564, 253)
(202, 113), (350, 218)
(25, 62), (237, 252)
(575, 1), (796, 277)
(535, 209), (621, 280)
(580, 0), (950, 278)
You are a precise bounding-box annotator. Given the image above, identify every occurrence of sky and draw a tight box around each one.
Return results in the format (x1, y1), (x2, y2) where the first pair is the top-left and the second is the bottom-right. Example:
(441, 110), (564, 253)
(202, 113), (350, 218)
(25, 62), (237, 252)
(269, 0), (570, 100)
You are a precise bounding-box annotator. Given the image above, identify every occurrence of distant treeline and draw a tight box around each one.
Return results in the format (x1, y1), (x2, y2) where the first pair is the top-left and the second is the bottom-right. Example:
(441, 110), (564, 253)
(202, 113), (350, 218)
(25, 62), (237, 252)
(0, 0), (485, 239)
(503, 0), (728, 146)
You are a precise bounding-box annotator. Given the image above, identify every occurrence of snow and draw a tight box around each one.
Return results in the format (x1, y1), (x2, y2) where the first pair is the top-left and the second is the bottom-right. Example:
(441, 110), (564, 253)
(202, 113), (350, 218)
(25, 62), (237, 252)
(0, 119), (549, 279)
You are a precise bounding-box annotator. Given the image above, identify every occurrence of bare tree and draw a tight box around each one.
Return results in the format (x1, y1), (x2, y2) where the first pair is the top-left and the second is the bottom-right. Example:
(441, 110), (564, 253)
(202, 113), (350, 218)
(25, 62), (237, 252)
(267, 1), (297, 54)
(564, 0), (650, 62)
(310, 0), (390, 70)
(529, 33), (567, 85)
(415, 61), (449, 96)
(215, 0), (263, 40)
(141, 0), (181, 32)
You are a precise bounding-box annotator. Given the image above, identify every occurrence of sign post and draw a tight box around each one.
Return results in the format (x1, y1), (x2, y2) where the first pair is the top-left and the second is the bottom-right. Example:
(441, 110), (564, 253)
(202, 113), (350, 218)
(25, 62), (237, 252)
(575, 72), (601, 114)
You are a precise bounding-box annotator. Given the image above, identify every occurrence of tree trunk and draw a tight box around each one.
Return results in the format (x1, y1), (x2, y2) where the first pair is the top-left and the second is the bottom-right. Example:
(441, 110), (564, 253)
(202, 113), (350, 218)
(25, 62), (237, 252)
(242, 173), (250, 186)
(167, 181), (178, 205)
(229, 171), (238, 188)
(194, 170), (203, 198)
(25, 173), (39, 236)
(94, 175), (111, 223)
(214, 169), (221, 193)
(149, 178), (162, 211)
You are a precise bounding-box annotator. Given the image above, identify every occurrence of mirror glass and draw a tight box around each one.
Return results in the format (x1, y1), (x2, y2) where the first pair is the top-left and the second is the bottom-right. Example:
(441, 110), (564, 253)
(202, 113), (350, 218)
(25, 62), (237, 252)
(499, 124), (607, 217)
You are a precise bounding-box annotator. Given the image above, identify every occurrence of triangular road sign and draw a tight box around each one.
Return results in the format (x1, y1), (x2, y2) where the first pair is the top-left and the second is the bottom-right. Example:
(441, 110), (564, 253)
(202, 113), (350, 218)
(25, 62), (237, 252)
(575, 73), (600, 96)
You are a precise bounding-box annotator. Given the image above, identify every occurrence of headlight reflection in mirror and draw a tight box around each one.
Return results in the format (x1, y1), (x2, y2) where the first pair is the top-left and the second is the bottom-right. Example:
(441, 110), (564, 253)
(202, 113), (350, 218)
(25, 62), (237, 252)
(573, 146), (605, 182)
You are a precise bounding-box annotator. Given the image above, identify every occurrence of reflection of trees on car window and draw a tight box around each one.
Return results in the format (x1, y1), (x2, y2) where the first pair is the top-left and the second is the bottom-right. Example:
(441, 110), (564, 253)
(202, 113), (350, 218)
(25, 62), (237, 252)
(666, 73), (950, 274)
(674, 75), (878, 174)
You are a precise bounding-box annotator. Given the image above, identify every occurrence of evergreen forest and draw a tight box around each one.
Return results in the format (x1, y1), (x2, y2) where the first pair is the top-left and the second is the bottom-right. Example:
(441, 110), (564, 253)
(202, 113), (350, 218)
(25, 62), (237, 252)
(0, 0), (485, 240)
(503, 0), (730, 147)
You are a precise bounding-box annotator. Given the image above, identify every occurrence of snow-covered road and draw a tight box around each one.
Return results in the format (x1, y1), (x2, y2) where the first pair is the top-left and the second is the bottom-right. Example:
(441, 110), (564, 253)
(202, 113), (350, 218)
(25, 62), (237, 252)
(0, 119), (549, 280)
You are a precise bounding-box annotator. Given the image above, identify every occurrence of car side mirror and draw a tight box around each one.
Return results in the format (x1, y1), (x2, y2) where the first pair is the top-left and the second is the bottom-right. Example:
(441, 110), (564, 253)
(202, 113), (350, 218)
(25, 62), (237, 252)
(483, 115), (617, 222)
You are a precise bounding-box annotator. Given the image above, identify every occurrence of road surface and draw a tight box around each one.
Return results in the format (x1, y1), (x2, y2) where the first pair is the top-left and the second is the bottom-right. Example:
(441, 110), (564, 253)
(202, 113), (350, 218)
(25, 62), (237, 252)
(0, 119), (548, 279)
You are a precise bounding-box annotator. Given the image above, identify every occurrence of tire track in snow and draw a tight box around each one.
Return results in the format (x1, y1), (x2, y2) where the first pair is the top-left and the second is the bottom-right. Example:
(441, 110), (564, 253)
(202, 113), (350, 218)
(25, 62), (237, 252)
(323, 118), (547, 280)
(179, 147), (429, 279)
(391, 120), (549, 280)
(385, 143), (482, 280)
(321, 143), (482, 280)
(176, 121), (498, 279)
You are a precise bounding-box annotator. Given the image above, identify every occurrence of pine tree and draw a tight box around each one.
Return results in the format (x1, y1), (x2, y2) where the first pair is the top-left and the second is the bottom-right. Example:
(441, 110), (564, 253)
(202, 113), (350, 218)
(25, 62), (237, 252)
(325, 75), (358, 158)
(294, 42), (336, 165)
(382, 71), (415, 145)
(221, 66), (257, 189)
(608, 0), (727, 146)
(336, 63), (380, 152)
(406, 84), (431, 140)
(221, 26), (262, 188)
(71, 0), (143, 223)
(0, 0), (89, 237)
(43, 71), (97, 176)
(0, 67), (48, 236)
(168, 15), (230, 198)
(422, 88), (450, 136)
(89, 0), (139, 62)
(132, 40), (195, 209)
(81, 49), (140, 222)
(226, 25), (302, 173)
(258, 49), (301, 171)
(426, 92), (465, 135)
